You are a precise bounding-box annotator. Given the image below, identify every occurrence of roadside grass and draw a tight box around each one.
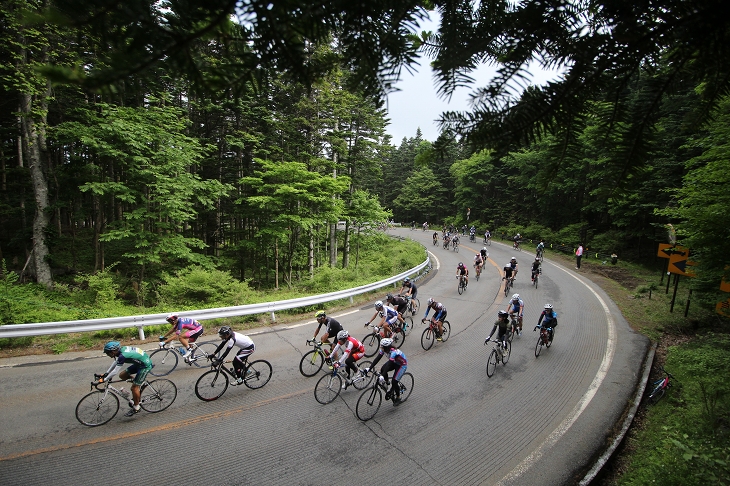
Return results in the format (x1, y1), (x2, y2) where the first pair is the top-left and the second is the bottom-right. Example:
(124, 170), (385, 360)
(544, 250), (730, 485)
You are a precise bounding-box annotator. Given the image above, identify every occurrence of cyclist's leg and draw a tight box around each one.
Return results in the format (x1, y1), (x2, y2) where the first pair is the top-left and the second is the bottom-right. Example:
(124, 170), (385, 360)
(392, 365), (406, 401)
(233, 344), (255, 378)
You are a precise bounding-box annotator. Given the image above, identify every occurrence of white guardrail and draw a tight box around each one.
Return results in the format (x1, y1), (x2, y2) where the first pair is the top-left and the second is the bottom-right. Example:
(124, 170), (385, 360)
(0, 256), (431, 340)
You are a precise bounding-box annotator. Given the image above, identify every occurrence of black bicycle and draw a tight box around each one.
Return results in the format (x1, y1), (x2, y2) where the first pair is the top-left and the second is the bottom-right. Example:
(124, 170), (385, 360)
(485, 338), (511, 377)
(534, 324), (554, 357)
(195, 357), (272, 401)
(355, 371), (414, 421)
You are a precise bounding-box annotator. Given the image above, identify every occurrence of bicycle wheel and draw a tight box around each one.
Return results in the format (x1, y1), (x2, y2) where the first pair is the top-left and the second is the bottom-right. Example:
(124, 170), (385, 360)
(299, 349), (325, 377)
(455, 244), (459, 253)
(148, 348), (179, 376)
(356, 386), (383, 421)
(486, 349), (498, 377)
(504, 280), (510, 297)
(458, 279), (464, 295)
(402, 315), (414, 336)
(314, 373), (342, 404)
(534, 274), (539, 288)
(475, 269), (480, 281)
(362, 332), (380, 357)
(244, 360), (273, 389)
(502, 342), (511, 365)
(421, 327), (435, 350)
(544, 330), (552, 348)
(397, 372), (414, 403)
(441, 321), (451, 342)
(189, 342), (220, 368)
(648, 386), (665, 405)
(391, 328), (406, 349)
(140, 379), (177, 413)
(352, 361), (374, 390)
(76, 391), (119, 426)
(535, 335), (544, 357)
(410, 298), (420, 315)
(195, 369), (229, 401)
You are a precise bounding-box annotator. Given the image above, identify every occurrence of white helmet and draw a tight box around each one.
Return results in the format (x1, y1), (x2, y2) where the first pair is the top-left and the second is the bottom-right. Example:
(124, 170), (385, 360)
(512, 293), (520, 301)
(380, 338), (393, 348)
(374, 300), (383, 309)
(337, 330), (349, 342)
(544, 303), (553, 309)
(483, 247), (487, 251)
(427, 297), (434, 305)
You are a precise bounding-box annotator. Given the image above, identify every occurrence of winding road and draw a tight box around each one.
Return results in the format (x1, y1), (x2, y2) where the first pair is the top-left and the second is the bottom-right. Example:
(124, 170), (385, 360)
(0, 228), (649, 485)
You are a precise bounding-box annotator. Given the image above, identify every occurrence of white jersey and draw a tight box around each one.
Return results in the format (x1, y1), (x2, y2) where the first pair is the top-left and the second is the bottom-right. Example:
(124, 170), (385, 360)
(224, 331), (254, 350)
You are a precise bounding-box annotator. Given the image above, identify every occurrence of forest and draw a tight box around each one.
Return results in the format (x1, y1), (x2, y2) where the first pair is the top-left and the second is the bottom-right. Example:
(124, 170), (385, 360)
(1, 0), (728, 309)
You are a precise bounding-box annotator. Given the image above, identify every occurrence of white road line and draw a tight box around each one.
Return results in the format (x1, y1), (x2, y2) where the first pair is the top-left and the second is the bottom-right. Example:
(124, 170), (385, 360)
(497, 263), (617, 485)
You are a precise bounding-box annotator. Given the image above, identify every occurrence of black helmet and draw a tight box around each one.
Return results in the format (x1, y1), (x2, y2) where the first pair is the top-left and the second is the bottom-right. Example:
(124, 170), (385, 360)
(218, 326), (233, 338)
(498, 310), (508, 318)
(403, 277), (410, 284)
(386, 293), (394, 301)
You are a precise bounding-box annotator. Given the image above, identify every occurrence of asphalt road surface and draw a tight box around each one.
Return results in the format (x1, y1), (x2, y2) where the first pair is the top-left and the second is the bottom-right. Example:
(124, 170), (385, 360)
(0, 228), (649, 485)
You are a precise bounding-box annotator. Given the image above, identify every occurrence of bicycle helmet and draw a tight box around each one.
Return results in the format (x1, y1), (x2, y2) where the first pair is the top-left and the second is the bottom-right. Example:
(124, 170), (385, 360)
(218, 326), (233, 338)
(374, 300), (383, 309)
(337, 330), (349, 342)
(511, 256), (517, 261)
(403, 277), (410, 284)
(458, 262), (464, 268)
(380, 338), (393, 348)
(535, 257), (540, 261)
(165, 314), (178, 323)
(544, 303), (553, 310)
(315, 310), (326, 319)
(512, 293), (520, 301)
(103, 341), (121, 353)
(483, 247), (487, 251)
(427, 297), (434, 306)
(498, 310), (508, 318)
(386, 293), (394, 302)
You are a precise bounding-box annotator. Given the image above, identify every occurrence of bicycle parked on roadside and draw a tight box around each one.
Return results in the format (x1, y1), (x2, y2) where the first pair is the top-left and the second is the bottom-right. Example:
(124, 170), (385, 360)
(148, 339), (221, 376)
(355, 370), (414, 421)
(76, 375), (177, 426)
(647, 367), (675, 405)
(299, 339), (341, 377)
(194, 357), (272, 401)
(534, 324), (554, 357)
(485, 338), (511, 377)
(420, 317), (451, 350)
(314, 361), (374, 404)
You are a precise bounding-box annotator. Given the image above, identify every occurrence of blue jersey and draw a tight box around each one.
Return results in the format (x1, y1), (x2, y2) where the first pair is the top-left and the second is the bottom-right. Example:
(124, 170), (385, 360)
(509, 299), (524, 313)
(378, 347), (407, 367)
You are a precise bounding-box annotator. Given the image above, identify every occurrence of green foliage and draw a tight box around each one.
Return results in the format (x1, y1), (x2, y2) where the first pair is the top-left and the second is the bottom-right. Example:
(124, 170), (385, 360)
(158, 266), (256, 307)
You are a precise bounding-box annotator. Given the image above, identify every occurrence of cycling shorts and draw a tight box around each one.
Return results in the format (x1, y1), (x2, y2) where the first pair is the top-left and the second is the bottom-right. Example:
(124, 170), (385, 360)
(182, 327), (203, 341)
(126, 364), (152, 386)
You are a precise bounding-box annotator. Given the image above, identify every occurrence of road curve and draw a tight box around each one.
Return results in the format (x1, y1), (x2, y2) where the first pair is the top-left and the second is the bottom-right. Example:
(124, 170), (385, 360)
(0, 228), (649, 485)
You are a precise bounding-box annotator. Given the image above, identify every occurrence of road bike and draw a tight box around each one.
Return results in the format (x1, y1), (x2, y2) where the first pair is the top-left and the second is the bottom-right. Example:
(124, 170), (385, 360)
(443, 237), (450, 249)
(432, 235), (438, 246)
(420, 317), (451, 350)
(474, 263), (483, 281)
(299, 339), (341, 377)
(452, 237), (460, 252)
(469, 232), (476, 242)
(355, 371), (414, 421)
(507, 314), (522, 342)
(513, 240), (522, 251)
(403, 295), (420, 316)
(532, 268), (540, 288)
(536, 247), (544, 262)
(313, 361), (374, 404)
(483, 235), (491, 246)
(485, 338), (511, 377)
(148, 339), (221, 376)
(647, 367), (675, 405)
(534, 324), (554, 357)
(503, 276), (514, 297)
(457, 274), (467, 294)
(362, 324), (405, 357)
(76, 375), (177, 426)
(194, 357), (272, 401)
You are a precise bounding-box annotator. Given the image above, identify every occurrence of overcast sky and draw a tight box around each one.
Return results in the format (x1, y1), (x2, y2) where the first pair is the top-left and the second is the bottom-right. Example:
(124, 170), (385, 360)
(384, 13), (562, 143)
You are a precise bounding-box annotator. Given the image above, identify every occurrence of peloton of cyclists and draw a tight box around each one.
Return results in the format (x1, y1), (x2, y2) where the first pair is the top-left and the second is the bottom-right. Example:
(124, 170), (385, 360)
(423, 298), (447, 341)
(328, 330), (366, 389)
(507, 293), (525, 336)
(535, 303), (559, 341)
(456, 262), (469, 286)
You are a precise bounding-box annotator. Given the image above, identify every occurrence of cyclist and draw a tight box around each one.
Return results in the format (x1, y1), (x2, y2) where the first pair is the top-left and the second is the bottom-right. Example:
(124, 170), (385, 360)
(365, 300), (401, 338)
(386, 293), (409, 320)
(536, 239), (545, 258)
(509, 256), (519, 278)
(211, 326), (255, 385)
(484, 229), (491, 244)
(399, 277), (418, 302)
(423, 298), (447, 341)
(367, 338), (408, 406)
(531, 257), (542, 283)
(506, 293), (525, 336)
(461, 224), (467, 235)
(473, 252), (484, 276)
(513, 233), (521, 250)
(312, 310), (344, 356)
(535, 303), (558, 341)
(469, 225), (476, 241)
(451, 233), (460, 249)
(480, 246), (489, 261)
(456, 261), (469, 287)
(432, 231), (439, 245)
(159, 314), (203, 361)
(100, 341), (153, 417)
(503, 261), (516, 290)
(328, 330), (366, 389)
(484, 310), (510, 351)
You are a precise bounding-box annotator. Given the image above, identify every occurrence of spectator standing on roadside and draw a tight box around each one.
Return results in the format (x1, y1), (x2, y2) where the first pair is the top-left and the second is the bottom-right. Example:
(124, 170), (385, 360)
(576, 244), (584, 269)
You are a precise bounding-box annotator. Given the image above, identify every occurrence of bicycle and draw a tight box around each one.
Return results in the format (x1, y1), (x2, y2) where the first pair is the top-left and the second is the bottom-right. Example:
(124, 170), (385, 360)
(474, 263), (483, 281)
(194, 357), (272, 401)
(647, 367), (675, 405)
(484, 235), (491, 246)
(457, 274), (467, 294)
(536, 247), (544, 262)
(361, 324), (405, 357)
(485, 338), (511, 377)
(403, 295), (420, 316)
(420, 317), (451, 350)
(507, 315), (522, 342)
(355, 370), (414, 421)
(513, 240), (522, 251)
(452, 238), (460, 252)
(534, 324), (554, 357)
(532, 268), (540, 288)
(299, 339), (341, 377)
(76, 375), (177, 426)
(314, 361), (374, 404)
(469, 233), (475, 242)
(148, 339), (221, 376)
(432, 235), (438, 246)
(503, 276), (514, 297)
(443, 237), (450, 250)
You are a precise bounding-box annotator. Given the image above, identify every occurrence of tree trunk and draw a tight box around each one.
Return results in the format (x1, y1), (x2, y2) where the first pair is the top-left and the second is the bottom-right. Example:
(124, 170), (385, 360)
(308, 229), (314, 278)
(342, 220), (350, 268)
